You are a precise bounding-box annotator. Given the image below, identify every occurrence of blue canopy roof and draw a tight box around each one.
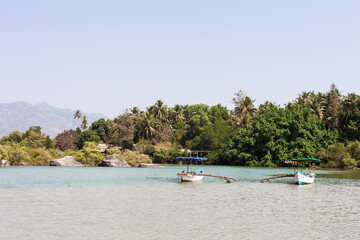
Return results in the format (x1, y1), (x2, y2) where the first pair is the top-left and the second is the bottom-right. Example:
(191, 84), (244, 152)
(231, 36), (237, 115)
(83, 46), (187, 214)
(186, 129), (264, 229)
(177, 157), (207, 161)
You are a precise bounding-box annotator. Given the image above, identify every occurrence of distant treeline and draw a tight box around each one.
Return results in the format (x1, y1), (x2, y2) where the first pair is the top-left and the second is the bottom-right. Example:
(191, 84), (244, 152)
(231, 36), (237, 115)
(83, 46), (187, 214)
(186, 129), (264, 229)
(1, 83), (360, 168)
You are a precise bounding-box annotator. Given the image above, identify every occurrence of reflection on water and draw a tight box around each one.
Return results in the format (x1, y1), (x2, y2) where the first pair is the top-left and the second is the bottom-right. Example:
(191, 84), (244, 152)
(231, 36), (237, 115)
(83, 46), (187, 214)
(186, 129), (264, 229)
(317, 169), (360, 180)
(0, 166), (359, 239)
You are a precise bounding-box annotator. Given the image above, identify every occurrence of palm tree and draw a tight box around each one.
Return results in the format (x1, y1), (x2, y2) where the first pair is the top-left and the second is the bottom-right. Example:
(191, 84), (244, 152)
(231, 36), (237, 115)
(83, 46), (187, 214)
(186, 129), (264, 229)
(81, 115), (88, 130)
(171, 104), (185, 123)
(74, 110), (82, 120)
(150, 100), (168, 121)
(134, 113), (156, 140)
(324, 83), (342, 129)
(308, 92), (327, 119)
(234, 96), (257, 129)
(342, 93), (359, 125)
(295, 91), (310, 107)
(258, 101), (275, 114)
(130, 107), (140, 116)
(295, 91), (317, 109)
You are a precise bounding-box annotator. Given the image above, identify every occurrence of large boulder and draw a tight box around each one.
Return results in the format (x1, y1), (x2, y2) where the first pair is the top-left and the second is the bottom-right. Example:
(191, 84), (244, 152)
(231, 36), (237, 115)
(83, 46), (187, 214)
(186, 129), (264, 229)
(0, 159), (10, 167)
(137, 163), (164, 168)
(50, 156), (84, 167)
(98, 155), (131, 167)
(97, 144), (108, 153)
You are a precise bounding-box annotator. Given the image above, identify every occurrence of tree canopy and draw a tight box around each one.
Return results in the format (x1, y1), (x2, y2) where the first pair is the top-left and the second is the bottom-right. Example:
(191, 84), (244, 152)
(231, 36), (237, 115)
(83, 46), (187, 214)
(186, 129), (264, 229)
(1, 83), (360, 168)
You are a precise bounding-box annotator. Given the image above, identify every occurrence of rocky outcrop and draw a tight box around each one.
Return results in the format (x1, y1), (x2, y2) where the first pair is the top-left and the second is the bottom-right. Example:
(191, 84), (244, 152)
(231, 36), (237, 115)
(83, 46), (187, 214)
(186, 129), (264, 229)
(97, 144), (108, 153)
(0, 159), (10, 167)
(137, 163), (164, 168)
(98, 155), (131, 167)
(50, 156), (84, 167)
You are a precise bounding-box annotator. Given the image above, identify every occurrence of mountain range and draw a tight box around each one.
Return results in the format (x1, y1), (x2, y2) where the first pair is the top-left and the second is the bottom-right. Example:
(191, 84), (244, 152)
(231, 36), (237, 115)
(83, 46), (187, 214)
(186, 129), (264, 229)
(0, 101), (107, 138)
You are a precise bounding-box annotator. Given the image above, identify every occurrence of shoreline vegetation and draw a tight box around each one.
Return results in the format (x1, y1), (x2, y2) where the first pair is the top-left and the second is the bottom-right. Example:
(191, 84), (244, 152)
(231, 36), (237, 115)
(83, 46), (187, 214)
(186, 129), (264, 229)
(1, 83), (360, 169)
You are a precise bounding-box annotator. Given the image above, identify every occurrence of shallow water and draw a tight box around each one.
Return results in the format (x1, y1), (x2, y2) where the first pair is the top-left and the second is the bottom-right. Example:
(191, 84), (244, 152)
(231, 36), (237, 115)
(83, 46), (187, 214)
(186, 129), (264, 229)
(0, 166), (359, 239)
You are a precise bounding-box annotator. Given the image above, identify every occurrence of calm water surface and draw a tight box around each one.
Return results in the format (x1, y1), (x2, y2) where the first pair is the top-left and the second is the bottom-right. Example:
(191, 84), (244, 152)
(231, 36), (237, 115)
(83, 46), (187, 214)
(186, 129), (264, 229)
(1, 166), (359, 240)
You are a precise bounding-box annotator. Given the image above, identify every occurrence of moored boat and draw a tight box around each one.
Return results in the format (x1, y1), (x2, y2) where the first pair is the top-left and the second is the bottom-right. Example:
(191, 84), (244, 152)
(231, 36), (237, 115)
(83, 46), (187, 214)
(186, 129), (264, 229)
(285, 158), (320, 185)
(176, 151), (237, 183)
(294, 171), (315, 185)
(177, 157), (205, 182)
(178, 172), (204, 182)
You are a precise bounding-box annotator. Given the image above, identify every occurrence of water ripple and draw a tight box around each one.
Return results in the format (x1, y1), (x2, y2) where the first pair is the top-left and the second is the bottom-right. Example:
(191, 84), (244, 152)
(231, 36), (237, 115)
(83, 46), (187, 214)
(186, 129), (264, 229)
(0, 167), (359, 239)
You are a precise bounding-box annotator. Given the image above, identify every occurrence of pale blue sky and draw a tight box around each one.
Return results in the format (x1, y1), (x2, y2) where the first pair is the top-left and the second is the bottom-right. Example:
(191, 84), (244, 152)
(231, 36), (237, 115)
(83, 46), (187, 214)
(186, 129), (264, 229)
(1, 0), (359, 118)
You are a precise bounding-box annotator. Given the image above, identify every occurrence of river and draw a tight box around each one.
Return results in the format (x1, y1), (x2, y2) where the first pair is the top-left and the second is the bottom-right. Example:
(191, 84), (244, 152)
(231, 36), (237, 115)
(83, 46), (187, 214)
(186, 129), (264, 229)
(0, 166), (359, 239)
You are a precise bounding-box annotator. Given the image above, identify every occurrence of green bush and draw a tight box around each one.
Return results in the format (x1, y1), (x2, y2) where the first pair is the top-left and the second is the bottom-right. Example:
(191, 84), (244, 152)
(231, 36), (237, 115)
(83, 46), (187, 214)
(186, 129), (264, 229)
(30, 148), (52, 166)
(8, 146), (31, 165)
(317, 141), (360, 168)
(152, 148), (170, 163)
(0, 145), (9, 160)
(135, 140), (153, 152)
(143, 145), (155, 157)
(347, 141), (360, 166)
(106, 147), (122, 156)
(74, 142), (104, 166)
(62, 149), (77, 157)
(111, 149), (152, 167)
(342, 154), (357, 169)
(48, 149), (57, 158)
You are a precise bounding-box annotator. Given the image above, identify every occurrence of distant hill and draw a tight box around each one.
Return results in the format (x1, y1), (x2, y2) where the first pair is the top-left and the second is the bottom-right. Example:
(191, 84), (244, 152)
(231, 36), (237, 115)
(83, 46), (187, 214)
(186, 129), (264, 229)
(0, 101), (107, 138)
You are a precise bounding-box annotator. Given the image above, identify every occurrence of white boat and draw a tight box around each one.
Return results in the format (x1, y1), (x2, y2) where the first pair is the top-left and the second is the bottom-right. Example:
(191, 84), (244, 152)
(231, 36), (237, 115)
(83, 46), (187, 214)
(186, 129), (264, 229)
(285, 158), (320, 185)
(178, 172), (204, 182)
(294, 171), (315, 185)
(176, 153), (237, 183)
(177, 156), (205, 182)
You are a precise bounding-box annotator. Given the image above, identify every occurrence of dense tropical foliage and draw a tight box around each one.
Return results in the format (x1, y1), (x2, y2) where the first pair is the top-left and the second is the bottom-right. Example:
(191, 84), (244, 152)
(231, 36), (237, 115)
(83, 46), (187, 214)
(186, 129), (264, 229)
(1, 83), (360, 168)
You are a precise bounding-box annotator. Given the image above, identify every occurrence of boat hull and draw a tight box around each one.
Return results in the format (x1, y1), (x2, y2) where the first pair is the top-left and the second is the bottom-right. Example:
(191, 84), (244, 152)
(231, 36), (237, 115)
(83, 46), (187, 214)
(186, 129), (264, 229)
(179, 174), (203, 182)
(294, 172), (315, 185)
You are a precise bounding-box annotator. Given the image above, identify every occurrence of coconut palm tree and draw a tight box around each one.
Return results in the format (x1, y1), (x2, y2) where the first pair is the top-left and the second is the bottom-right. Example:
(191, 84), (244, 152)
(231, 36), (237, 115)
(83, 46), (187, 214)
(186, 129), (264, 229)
(130, 107), (140, 116)
(234, 96), (257, 129)
(149, 100), (168, 121)
(171, 104), (185, 123)
(81, 115), (88, 130)
(258, 101), (275, 115)
(74, 110), (82, 119)
(342, 93), (359, 125)
(295, 91), (319, 110)
(324, 83), (342, 129)
(134, 113), (156, 140)
(308, 92), (327, 119)
(295, 91), (311, 107)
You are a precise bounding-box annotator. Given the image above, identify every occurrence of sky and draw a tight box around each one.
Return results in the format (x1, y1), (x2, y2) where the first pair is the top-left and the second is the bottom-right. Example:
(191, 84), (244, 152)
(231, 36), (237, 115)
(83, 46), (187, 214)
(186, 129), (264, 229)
(1, 0), (360, 118)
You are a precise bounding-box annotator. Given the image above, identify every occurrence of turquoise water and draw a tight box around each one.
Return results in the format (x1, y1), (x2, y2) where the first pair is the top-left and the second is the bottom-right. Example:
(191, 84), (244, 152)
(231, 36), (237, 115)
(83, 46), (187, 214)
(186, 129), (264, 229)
(1, 166), (359, 239)
(1, 166), (359, 189)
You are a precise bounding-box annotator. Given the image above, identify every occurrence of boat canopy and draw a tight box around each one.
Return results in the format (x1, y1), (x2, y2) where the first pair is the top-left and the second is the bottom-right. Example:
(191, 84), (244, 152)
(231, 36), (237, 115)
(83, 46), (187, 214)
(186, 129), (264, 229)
(285, 158), (321, 164)
(177, 157), (207, 161)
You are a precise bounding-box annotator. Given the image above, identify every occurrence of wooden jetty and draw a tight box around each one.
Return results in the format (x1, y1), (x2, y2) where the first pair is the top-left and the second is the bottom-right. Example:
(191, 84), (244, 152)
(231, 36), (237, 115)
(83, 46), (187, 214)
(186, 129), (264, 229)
(177, 172), (237, 183)
(260, 174), (294, 183)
